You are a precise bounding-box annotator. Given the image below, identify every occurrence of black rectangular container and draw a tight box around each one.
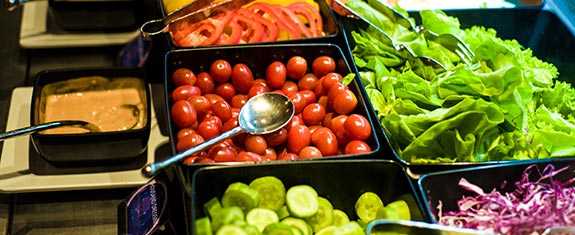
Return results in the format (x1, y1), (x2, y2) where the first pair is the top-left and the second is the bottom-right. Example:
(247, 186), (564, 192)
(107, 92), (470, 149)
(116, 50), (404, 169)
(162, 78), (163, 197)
(418, 158), (575, 224)
(155, 0), (340, 49)
(190, 160), (426, 235)
(31, 67), (151, 163)
(164, 43), (383, 184)
(340, 8), (575, 175)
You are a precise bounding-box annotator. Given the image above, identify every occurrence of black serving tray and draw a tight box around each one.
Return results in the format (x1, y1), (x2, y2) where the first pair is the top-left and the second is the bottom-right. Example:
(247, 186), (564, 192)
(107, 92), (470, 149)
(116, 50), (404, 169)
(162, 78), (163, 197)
(340, 8), (575, 175)
(418, 158), (575, 223)
(164, 44), (383, 187)
(190, 160), (426, 235)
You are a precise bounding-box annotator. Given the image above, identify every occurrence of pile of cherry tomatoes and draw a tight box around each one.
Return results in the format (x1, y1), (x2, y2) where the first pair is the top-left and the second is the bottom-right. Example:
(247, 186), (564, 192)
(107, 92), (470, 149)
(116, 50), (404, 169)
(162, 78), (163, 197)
(170, 55), (373, 164)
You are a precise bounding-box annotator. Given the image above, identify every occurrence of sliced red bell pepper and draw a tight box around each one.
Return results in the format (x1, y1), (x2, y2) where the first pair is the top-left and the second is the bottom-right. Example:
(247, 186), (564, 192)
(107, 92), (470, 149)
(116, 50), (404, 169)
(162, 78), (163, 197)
(237, 8), (278, 42)
(288, 2), (324, 37)
(233, 9), (265, 43)
(217, 12), (242, 45)
(172, 11), (233, 47)
(247, 3), (302, 40)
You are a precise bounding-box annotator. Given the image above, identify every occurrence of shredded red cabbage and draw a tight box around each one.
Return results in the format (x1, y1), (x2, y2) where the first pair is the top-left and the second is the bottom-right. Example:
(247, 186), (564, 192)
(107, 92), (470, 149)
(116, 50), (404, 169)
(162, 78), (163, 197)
(438, 164), (575, 235)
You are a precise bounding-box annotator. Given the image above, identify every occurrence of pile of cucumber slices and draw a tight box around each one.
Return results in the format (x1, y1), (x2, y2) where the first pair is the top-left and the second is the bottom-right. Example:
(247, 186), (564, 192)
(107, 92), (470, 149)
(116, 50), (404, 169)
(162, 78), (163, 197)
(195, 176), (410, 235)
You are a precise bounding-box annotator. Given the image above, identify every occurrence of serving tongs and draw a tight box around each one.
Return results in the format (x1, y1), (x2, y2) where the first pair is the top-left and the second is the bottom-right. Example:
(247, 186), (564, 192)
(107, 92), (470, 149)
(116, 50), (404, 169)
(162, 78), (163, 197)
(366, 220), (494, 235)
(334, 0), (447, 70)
(140, 0), (254, 39)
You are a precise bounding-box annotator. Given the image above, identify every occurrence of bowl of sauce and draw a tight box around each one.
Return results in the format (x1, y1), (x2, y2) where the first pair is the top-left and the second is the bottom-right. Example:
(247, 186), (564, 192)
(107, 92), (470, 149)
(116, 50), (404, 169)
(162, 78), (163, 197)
(31, 68), (150, 163)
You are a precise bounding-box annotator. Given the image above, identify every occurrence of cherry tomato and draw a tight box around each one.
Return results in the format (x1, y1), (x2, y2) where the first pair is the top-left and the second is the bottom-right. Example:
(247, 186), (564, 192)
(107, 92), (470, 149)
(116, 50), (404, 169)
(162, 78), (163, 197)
(278, 151), (299, 161)
(197, 119), (221, 140)
(300, 90), (317, 105)
(265, 128), (288, 147)
(203, 113), (223, 130)
(196, 72), (215, 94)
(308, 125), (322, 135)
(172, 85), (201, 102)
(263, 148), (277, 161)
(345, 140), (371, 154)
(188, 96), (212, 114)
(176, 133), (204, 152)
(212, 100), (232, 121)
(244, 135), (267, 155)
(205, 94), (226, 105)
(215, 83), (236, 101)
(311, 127), (338, 156)
(236, 151), (263, 162)
(232, 63), (254, 94)
(231, 108), (240, 120)
(312, 56), (336, 77)
(344, 114), (371, 140)
(210, 59), (232, 83)
(318, 96), (328, 108)
(328, 83), (347, 107)
(287, 115), (304, 130)
(302, 103), (326, 126)
(314, 78), (326, 96)
(183, 156), (199, 165)
(322, 73), (343, 91)
(333, 90), (358, 115)
(288, 125), (311, 154)
(330, 115), (348, 143)
(177, 128), (196, 140)
(266, 61), (287, 89)
(248, 84), (270, 98)
(299, 146), (322, 159)
(172, 68), (196, 86)
(281, 81), (299, 98)
(287, 56), (308, 80)
(197, 157), (216, 164)
(172, 100), (197, 128)
(323, 112), (335, 129)
(210, 146), (237, 162)
(231, 95), (248, 108)
(222, 118), (239, 132)
(252, 79), (267, 88)
(298, 73), (318, 91)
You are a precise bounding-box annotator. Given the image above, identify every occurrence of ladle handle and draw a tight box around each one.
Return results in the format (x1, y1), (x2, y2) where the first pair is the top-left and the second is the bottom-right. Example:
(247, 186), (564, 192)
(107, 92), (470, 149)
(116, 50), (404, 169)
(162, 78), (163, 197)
(142, 126), (244, 177)
(0, 120), (88, 142)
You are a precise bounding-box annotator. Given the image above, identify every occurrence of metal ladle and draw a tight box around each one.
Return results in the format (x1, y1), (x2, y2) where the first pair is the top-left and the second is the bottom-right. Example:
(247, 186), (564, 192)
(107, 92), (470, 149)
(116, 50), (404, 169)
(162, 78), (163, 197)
(0, 120), (100, 142)
(141, 93), (295, 177)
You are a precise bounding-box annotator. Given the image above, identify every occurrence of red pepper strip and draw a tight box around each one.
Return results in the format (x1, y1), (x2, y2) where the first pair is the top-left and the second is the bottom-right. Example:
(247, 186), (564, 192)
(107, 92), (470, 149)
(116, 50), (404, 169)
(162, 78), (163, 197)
(288, 2), (323, 37)
(217, 12), (242, 45)
(173, 11), (233, 47)
(275, 6), (313, 38)
(233, 9), (265, 43)
(247, 3), (302, 40)
(237, 8), (278, 42)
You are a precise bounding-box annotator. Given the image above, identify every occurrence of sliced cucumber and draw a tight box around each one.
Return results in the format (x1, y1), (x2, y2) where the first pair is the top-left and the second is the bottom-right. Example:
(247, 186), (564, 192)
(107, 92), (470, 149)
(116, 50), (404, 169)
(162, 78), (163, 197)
(204, 197), (222, 218)
(305, 197), (334, 232)
(249, 176), (286, 210)
(337, 222), (364, 235)
(241, 224), (263, 235)
(195, 217), (213, 235)
(332, 209), (350, 226)
(377, 200), (410, 221)
(286, 185), (319, 218)
(247, 208), (280, 232)
(217, 225), (248, 235)
(222, 182), (260, 212)
(212, 206), (245, 231)
(263, 222), (296, 235)
(315, 225), (336, 235)
(281, 217), (312, 235)
(355, 192), (384, 222)
(356, 219), (369, 231)
(276, 206), (290, 220)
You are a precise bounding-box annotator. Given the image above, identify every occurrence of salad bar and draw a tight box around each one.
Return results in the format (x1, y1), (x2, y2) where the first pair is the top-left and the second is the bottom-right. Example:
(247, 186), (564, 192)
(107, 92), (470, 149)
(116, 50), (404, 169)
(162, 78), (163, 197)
(2, 0), (575, 234)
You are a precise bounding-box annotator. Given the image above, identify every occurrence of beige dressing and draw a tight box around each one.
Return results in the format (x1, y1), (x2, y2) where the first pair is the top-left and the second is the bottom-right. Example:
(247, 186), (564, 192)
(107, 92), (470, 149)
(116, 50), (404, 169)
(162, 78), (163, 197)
(42, 87), (145, 134)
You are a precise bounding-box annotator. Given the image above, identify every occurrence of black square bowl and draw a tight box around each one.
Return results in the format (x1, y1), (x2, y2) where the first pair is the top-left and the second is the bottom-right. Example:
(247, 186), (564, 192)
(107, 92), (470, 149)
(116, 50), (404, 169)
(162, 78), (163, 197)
(164, 43), (382, 180)
(189, 160), (427, 235)
(417, 158), (575, 224)
(31, 67), (151, 163)
(340, 7), (575, 174)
